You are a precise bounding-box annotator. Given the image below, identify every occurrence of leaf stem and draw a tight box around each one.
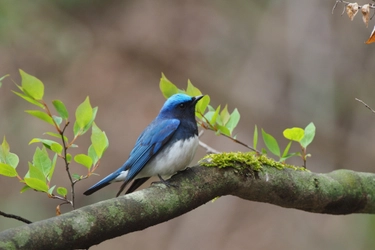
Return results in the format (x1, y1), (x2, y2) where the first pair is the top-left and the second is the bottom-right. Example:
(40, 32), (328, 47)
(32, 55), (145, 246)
(41, 100), (62, 134)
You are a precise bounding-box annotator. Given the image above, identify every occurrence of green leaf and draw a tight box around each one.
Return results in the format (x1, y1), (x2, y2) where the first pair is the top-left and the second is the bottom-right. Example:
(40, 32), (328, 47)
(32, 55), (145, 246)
(19, 69), (44, 100)
(203, 112), (215, 125)
(220, 105), (230, 126)
(217, 124), (231, 136)
(300, 122), (316, 148)
(29, 138), (57, 146)
(28, 164), (46, 182)
(74, 106), (97, 137)
(210, 105), (221, 125)
(72, 173), (81, 180)
(281, 141), (293, 158)
(253, 125), (258, 150)
(24, 177), (48, 192)
(32, 147), (52, 177)
(12, 91), (45, 108)
(195, 95), (210, 118)
(48, 185), (56, 195)
(1, 136), (9, 156)
(75, 96), (93, 131)
(50, 143), (63, 154)
(29, 138), (62, 153)
(186, 80), (202, 97)
(5, 153), (19, 169)
(279, 152), (300, 162)
(0, 163), (18, 177)
(20, 185), (32, 193)
(66, 153), (72, 163)
(283, 127), (304, 142)
(88, 145), (98, 166)
(24, 168), (30, 179)
(160, 73), (179, 98)
(0, 74), (9, 87)
(52, 116), (62, 127)
(74, 154), (93, 169)
(261, 129), (280, 157)
(44, 132), (68, 142)
(226, 108), (240, 134)
(82, 106), (98, 135)
(0, 137), (19, 168)
(48, 154), (57, 181)
(91, 122), (108, 158)
(52, 100), (69, 120)
(57, 187), (68, 197)
(25, 110), (54, 125)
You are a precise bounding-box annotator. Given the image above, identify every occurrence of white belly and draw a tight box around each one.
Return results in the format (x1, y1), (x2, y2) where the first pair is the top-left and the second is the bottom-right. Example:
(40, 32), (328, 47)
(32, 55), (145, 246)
(114, 135), (199, 182)
(137, 135), (199, 178)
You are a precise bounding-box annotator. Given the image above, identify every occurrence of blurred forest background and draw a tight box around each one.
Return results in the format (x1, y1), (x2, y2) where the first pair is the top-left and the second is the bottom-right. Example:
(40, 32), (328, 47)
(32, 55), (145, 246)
(1, 0), (375, 249)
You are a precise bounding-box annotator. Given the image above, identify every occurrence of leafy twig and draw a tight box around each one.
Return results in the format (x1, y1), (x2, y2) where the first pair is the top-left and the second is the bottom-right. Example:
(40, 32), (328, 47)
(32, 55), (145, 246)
(197, 113), (260, 153)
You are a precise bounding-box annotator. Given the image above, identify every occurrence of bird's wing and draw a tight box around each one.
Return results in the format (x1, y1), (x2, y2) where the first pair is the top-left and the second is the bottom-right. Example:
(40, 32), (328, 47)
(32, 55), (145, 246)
(123, 118), (180, 182)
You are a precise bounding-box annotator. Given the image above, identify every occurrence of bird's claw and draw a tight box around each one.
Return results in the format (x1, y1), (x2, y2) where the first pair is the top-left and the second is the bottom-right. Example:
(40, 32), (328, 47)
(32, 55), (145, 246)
(151, 174), (178, 188)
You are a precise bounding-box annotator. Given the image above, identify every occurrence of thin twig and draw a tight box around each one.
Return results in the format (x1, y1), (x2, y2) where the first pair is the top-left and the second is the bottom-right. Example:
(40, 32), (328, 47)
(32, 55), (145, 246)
(332, 0), (341, 14)
(198, 130), (220, 154)
(60, 121), (75, 209)
(0, 210), (32, 224)
(49, 194), (73, 205)
(199, 140), (220, 154)
(355, 98), (375, 114)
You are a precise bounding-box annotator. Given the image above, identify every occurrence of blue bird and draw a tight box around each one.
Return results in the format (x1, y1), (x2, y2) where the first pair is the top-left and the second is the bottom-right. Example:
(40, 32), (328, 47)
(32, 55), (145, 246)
(84, 93), (203, 197)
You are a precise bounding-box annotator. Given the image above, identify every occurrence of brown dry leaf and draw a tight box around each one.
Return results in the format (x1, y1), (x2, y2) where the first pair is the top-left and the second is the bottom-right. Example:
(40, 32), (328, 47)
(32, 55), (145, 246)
(56, 204), (61, 216)
(346, 3), (359, 21)
(365, 25), (375, 44)
(361, 4), (370, 27)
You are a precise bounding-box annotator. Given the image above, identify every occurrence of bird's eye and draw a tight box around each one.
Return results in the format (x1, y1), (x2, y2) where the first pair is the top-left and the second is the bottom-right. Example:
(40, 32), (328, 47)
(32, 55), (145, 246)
(179, 103), (185, 109)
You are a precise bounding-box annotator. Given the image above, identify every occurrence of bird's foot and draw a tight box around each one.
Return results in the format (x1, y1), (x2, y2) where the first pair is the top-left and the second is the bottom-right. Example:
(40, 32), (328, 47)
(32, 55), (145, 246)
(151, 174), (178, 188)
(179, 167), (192, 173)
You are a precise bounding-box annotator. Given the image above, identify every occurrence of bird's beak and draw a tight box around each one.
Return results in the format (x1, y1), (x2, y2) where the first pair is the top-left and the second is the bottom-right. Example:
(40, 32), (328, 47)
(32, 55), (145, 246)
(193, 95), (204, 104)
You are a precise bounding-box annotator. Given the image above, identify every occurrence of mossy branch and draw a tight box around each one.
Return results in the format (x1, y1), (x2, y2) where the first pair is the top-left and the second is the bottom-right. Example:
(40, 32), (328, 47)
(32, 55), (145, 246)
(1, 153), (375, 249)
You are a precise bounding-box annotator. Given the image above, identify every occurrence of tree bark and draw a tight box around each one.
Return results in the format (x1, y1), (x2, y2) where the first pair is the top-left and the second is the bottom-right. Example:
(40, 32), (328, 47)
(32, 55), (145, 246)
(1, 163), (375, 250)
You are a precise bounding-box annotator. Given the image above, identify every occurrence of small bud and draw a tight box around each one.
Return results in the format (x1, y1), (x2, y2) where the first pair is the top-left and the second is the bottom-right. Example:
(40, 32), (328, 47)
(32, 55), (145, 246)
(56, 204), (61, 216)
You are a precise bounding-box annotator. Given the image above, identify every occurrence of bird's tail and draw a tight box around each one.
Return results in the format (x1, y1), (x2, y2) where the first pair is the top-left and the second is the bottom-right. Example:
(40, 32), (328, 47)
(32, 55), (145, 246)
(83, 172), (117, 196)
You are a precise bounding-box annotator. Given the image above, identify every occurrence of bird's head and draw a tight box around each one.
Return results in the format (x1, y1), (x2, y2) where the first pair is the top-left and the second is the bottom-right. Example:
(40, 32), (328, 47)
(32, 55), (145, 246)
(159, 94), (204, 119)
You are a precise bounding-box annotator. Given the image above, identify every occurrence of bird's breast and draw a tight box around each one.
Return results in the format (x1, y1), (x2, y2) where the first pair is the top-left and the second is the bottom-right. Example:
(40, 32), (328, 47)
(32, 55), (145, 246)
(137, 135), (199, 178)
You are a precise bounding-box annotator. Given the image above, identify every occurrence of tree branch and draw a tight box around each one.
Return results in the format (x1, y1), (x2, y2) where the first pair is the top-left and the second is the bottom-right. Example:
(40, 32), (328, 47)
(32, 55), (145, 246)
(1, 161), (375, 249)
(0, 211), (32, 225)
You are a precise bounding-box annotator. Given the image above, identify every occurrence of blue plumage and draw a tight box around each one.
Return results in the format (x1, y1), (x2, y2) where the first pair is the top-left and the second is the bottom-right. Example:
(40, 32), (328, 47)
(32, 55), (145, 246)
(84, 94), (203, 196)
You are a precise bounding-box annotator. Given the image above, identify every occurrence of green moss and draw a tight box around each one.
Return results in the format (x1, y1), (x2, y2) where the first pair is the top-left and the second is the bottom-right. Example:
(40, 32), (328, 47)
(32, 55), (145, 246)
(200, 152), (307, 172)
(0, 242), (15, 250)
